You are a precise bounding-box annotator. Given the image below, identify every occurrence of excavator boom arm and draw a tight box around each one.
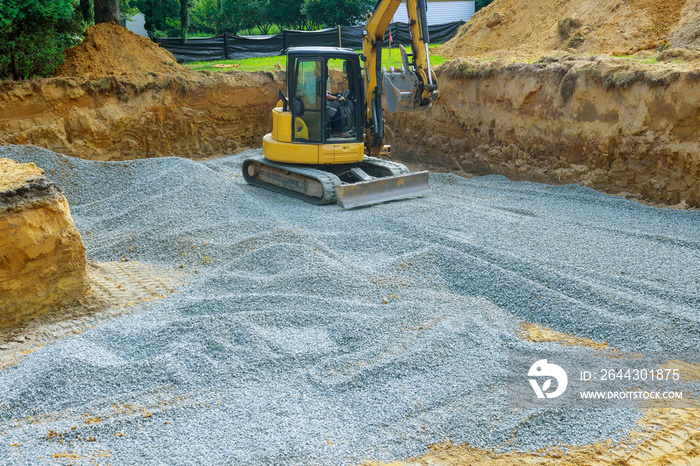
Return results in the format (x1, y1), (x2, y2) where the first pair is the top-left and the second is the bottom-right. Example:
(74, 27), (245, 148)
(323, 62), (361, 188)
(363, 0), (438, 156)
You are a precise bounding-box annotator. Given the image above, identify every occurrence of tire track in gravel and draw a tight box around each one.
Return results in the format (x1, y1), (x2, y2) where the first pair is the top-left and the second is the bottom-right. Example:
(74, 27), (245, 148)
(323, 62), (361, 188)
(0, 261), (183, 370)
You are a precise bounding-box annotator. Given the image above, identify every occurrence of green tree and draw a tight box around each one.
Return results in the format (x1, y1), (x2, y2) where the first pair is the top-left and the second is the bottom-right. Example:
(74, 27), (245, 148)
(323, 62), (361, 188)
(0, 0), (85, 80)
(94, 0), (120, 22)
(218, 0), (256, 35)
(179, 0), (189, 40)
(190, 0), (218, 34)
(135, 0), (178, 34)
(79, 0), (93, 21)
(267, 0), (306, 30)
(120, 0), (139, 20)
(475, 0), (494, 11)
(249, 0), (272, 34)
(302, 0), (371, 28)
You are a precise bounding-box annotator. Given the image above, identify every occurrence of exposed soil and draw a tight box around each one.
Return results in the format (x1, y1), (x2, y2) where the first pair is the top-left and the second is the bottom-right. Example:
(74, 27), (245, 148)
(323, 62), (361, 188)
(439, 0), (696, 59)
(0, 158), (43, 192)
(0, 161), (88, 330)
(386, 54), (700, 208)
(0, 71), (283, 161)
(429, 0), (700, 208)
(414, 0), (700, 208)
(517, 322), (611, 350)
(0, 22), (284, 161)
(57, 23), (189, 79)
(2, 15), (697, 206)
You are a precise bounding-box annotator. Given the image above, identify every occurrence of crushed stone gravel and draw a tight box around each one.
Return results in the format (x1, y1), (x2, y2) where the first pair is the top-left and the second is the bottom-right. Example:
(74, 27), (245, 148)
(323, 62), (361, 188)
(0, 145), (698, 465)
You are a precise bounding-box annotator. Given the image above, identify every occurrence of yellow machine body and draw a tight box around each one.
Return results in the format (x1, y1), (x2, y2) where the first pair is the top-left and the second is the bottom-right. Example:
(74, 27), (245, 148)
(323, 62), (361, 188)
(263, 106), (364, 165)
(246, 0), (436, 208)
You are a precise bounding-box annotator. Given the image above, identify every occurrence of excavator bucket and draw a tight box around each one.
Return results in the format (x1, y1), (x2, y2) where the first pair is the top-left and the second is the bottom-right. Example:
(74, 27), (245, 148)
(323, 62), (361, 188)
(384, 71), (420, 113)
(384, 45), (437, 113)
(336, 171), (430, 209)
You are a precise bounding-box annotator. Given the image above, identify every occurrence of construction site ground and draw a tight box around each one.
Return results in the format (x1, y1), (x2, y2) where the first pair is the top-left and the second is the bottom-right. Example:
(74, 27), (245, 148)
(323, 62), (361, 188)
(2, 2), (700, 463)
(0, 145), (698, 465)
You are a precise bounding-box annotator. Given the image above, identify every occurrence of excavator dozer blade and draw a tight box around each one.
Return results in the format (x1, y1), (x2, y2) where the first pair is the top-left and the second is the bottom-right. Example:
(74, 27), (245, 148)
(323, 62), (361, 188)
(336, 171), (430, 209)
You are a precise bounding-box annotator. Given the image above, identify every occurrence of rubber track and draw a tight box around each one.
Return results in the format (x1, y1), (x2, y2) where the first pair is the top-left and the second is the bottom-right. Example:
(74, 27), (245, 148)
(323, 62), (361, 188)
(243, 156), (413, 205)
(361, 156), (411, 176)
(242, 157), (342, 205)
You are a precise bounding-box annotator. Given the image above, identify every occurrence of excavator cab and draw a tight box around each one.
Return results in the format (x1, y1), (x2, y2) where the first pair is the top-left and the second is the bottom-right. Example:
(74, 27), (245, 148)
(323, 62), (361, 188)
(287, 48), (364, 145)
(261, 47), (366, 166)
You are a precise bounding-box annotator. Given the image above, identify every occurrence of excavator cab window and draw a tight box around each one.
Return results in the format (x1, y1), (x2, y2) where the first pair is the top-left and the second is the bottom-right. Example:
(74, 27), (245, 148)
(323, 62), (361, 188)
(326, 58), (357, 141)
(292, 59), (323, 142)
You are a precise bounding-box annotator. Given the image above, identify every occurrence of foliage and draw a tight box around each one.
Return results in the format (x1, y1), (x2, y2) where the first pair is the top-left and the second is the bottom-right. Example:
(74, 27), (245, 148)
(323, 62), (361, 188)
(249, 0), (273, 34)
(143, 0), (449, 37)
(166, 0), (274, 37)
(218, 0), (258, 35)
(301, 0), (372, 28)
(120, 0), (138, 20)
(135, 0), (179, 33)
(140, 0), (458, 40)
(179, 0), (190, 41)
(475, 0), (494, 11)
(189, 0), (218, 34)
(267, 0), (307, 31)
(79, 0), (92, 21)
(0, 0), (85, 80)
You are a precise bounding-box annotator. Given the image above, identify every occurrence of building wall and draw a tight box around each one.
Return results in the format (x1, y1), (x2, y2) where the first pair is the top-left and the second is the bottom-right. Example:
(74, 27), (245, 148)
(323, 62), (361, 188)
(392, 0), (475, 25)
(125, 12), (148, 37)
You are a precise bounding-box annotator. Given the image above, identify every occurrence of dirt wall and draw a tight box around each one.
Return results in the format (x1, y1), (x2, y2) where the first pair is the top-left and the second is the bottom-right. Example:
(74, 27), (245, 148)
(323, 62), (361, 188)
(386, 56), (700, 208)
(439, 0), (692, 59)
(669, 0), (700, 50)
(0, 71), (283, 161)
(0, 159), (88, 330)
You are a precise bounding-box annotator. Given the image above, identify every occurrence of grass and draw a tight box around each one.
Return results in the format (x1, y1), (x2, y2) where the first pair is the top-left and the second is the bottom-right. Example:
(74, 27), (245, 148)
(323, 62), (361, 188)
(381, 44), (446, 70)
(613, 53), (660, 65)
(185, 45), (445, 73)
(187, 56), (286, 73)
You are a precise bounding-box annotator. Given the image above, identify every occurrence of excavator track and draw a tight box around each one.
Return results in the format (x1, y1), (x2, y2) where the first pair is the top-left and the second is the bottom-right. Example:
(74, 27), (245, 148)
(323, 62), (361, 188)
(242, 157), (342, 205)
(360, 156), (411, 176)
(243, 156), (428, 209)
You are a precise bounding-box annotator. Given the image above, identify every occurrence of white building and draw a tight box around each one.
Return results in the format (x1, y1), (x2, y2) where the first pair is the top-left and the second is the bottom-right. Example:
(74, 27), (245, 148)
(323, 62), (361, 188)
(392, 0), (475, 25)
(124, 12), (148, 37)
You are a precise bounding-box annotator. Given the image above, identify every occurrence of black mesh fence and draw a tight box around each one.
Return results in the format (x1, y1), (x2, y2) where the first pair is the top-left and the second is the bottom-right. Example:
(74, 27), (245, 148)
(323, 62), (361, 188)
(226, 33), (285, 59)
(154, 36), (228, 62)
(153, 21), (464, 62)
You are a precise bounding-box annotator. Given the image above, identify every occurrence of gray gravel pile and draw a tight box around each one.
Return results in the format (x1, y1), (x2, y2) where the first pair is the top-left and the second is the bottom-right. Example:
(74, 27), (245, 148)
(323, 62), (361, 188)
(0, 145), (698, 465)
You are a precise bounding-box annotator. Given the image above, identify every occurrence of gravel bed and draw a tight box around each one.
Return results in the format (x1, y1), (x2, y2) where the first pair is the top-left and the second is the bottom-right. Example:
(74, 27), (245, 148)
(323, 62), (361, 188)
(0, 145), (698, 465)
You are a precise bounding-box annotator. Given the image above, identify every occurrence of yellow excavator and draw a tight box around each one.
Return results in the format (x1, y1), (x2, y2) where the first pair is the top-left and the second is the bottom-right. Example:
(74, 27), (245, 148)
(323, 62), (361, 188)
(243, 0), (438, 209)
